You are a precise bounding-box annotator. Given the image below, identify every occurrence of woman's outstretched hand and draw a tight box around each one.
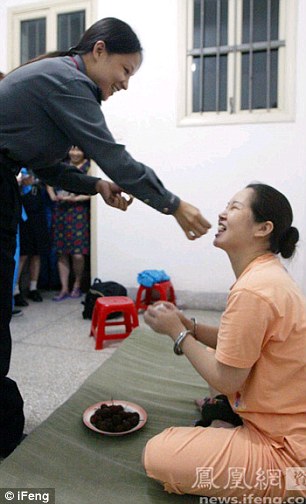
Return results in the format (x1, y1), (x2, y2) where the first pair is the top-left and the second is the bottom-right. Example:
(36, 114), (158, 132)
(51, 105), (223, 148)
(174, 200), (211, 240)
(96, 179), (133, 211)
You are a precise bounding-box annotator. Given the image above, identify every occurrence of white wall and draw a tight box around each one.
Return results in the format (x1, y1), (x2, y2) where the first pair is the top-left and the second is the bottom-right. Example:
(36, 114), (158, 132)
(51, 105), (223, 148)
(93, 0), (306, 297)
(2, 0), (306, 301)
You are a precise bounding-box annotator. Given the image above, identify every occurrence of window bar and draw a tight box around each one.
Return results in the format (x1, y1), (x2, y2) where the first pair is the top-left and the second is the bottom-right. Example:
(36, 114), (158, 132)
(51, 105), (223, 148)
(215, 0), (221, 112)
(22, 25), (28, 63)
(35, 24), (39, 56)
(200, 0), (205, 112)
(189, 40), (284, 57)
(232, 0), (238, 114)
(67, 18), (72, 47)
(248, 0), (254, 111)
(266, 0), (272, 110)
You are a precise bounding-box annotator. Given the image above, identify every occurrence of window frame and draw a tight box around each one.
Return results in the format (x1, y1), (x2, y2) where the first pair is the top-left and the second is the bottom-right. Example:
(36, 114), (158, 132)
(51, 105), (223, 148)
(177, 0), (297, 126)
(8, 0), (96, 70)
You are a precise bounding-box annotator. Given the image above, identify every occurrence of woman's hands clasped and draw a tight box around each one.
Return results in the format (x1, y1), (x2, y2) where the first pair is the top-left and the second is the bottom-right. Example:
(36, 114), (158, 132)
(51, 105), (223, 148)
(96, 179), (133, 211)
(144, 302), (186, 340)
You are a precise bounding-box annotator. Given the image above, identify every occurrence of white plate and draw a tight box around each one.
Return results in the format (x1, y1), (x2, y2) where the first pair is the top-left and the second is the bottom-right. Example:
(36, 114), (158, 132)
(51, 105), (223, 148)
(83, 400), (147, 436)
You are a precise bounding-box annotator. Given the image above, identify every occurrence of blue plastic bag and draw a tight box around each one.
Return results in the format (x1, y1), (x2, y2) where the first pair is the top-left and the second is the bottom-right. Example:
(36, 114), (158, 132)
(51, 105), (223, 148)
(137, 270), (170, 288)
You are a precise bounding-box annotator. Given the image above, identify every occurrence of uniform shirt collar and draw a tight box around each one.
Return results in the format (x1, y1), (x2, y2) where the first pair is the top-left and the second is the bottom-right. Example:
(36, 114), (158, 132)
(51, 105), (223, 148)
(73, 54), (102, 104)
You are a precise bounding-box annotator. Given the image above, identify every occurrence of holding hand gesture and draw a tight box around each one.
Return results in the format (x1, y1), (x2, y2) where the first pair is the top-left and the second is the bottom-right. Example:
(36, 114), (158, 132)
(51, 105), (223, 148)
(144, 302), (185, 338)
(174, 200), (211, 240)
(96, 180), (134, 211)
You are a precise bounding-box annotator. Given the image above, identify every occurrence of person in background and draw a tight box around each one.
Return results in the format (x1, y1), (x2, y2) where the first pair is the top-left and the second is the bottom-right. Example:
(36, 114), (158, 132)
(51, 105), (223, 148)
(14, 169), (49, 306)
(47, 146), (91, 301)
(35, 183), (61, 292)
(143, 183), (306, 501)
(0, 17), (210, 457)
(11, 207), (28, 317)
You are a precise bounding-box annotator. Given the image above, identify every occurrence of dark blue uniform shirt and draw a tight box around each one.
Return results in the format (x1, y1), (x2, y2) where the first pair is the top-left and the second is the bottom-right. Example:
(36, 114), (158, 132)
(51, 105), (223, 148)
(0, 55), (179, 214)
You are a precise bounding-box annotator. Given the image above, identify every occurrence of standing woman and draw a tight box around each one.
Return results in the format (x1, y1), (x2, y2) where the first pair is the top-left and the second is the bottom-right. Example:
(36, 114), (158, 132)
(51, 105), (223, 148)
(47, 146), (91, 301)
(0, 17), (210, 455)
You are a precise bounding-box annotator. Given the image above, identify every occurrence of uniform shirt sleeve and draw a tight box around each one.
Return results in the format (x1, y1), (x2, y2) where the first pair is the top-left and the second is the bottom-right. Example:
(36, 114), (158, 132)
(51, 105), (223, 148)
(33, 162), (100, 194)
(43, 78), (180, 214)
(215, 289), (275, 368)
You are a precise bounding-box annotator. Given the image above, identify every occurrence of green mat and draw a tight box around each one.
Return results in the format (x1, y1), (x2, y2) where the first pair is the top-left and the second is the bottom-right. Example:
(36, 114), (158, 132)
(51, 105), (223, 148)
(0, 327), (209, 504)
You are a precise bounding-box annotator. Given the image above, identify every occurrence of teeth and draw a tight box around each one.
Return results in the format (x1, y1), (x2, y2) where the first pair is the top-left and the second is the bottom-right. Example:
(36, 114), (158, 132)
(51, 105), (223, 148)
(218, 224), (226, 232)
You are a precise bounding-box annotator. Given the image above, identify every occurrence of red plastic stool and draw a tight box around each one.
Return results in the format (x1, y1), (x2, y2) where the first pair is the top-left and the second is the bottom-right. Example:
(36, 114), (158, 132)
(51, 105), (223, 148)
(135, 280), (176, 311)
(90, 296), (139, 350)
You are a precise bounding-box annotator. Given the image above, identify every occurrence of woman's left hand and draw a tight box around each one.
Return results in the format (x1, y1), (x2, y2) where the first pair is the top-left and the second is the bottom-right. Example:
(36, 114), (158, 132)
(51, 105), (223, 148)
(144, 304), (185, 339)
(96, 180), (133, 211)
(174, 200), (211, 240)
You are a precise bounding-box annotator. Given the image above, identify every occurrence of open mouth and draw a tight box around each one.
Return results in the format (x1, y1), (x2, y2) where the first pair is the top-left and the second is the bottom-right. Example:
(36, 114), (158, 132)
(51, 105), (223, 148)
(111, 84), (120, 94)
(217, 223), (226, 233)
(215, 222), (226, 237)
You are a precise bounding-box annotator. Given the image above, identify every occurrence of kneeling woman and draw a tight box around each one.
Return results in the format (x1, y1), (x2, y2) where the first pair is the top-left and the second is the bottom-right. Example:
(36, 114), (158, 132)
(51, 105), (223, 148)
(143, 183), (306, 501)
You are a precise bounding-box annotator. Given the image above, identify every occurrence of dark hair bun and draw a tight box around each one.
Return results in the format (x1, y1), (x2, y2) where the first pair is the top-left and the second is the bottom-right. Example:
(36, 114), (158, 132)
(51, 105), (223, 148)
(279, 226), (299, 258)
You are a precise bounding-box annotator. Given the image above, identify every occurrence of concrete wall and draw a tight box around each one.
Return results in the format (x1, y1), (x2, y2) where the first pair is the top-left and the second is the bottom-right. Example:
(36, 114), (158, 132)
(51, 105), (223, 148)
(1, 0), (306, 307)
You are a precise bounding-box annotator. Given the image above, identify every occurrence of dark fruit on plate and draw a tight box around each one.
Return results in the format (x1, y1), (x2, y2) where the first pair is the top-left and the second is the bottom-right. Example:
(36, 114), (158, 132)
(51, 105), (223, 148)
(90, 404), (140, 432)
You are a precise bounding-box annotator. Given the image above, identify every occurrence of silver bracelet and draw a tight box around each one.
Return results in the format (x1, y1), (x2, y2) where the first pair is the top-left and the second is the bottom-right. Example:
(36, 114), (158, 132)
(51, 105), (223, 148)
(191, 317), (197, 339)
(173, 330), (193, 355)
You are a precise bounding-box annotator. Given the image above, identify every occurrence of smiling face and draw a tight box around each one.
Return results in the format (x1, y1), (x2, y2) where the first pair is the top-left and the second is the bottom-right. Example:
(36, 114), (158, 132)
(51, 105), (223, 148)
(213, 188), (265, 254)
(84, 41), (142, 100)
(69, 146), (85, 166)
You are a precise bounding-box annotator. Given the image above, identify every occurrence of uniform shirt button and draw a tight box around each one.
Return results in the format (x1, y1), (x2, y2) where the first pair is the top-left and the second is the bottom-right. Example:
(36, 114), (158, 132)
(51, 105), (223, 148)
(144, 198), (150, 204)
(163, 207), (169, 213)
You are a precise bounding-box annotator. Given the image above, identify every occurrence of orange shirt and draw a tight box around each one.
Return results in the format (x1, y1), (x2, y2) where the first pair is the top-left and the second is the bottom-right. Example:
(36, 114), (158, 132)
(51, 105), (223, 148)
(215, 253), (306, 463)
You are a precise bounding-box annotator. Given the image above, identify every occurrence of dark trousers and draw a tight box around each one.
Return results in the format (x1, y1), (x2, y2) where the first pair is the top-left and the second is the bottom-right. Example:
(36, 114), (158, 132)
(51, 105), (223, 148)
(0, 164), (25, 456)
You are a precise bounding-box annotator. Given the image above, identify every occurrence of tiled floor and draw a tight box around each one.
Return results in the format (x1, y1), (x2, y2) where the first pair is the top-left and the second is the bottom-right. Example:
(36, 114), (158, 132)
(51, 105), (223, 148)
(10, 291), (121, 433)
(9, 291), (222, 434)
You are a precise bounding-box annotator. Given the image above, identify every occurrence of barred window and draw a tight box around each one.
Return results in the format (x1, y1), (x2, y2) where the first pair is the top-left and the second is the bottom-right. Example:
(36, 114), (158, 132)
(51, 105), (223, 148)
(9, 1), (92, 69)
(57, 10), (85, 52)
(178, 0), (296, 125)
(21, 18), (46, 65)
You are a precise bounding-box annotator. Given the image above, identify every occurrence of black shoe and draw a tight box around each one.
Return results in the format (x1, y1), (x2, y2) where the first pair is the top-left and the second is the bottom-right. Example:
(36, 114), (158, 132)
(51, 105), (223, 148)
(12, 308), (23, 317)
(28, 290), (43, 302)
(14, 293), (29, 307)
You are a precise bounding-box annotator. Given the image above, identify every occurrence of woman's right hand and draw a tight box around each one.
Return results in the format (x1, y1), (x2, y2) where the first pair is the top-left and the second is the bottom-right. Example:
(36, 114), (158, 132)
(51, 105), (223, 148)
(96, 179), (133, 211)
(174, 200), (211, 240)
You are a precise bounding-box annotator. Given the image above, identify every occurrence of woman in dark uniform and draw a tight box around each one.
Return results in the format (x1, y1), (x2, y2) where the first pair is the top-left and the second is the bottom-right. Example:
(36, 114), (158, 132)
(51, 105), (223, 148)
(0, 17), (211, 455)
